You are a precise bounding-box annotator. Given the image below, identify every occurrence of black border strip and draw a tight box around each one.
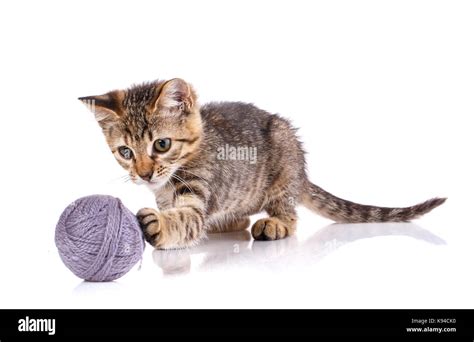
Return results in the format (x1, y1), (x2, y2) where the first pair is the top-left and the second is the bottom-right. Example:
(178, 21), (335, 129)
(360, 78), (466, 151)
(0, 309), (473, 338)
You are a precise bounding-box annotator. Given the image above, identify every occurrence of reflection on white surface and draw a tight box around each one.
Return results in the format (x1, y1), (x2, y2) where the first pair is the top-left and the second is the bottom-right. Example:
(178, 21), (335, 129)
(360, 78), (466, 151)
(152, 222), (446, 276)
(73, 279), (124, 296)
(6, 218), (469, 309)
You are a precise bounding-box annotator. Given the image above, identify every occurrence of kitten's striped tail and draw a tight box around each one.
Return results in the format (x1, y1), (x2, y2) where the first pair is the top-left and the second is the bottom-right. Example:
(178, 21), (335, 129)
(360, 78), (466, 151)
(302, 182), (446, 223)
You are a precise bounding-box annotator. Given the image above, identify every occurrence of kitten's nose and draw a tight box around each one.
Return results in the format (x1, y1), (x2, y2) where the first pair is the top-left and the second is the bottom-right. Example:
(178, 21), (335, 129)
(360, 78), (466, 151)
(138, 171), (153, 182)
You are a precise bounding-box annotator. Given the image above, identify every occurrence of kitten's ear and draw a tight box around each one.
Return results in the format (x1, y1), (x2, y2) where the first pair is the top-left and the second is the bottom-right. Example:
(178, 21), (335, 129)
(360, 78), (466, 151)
(78, 90), (124, 128)
(154, 78), (196, 113)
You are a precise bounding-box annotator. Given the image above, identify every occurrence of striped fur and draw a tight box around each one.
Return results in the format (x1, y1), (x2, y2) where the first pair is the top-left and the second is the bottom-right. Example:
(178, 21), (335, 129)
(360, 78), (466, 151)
(302, 183), (446, 223)
(80, 78), (446, 249)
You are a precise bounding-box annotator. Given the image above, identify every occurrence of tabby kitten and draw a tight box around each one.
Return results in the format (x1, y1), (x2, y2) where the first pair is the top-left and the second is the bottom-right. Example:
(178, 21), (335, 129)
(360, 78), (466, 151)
(79, 78), (446, 249)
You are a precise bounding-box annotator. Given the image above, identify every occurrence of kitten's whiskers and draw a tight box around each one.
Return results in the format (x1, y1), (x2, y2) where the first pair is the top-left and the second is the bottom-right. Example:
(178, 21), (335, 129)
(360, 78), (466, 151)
(170, 173), (196, 197)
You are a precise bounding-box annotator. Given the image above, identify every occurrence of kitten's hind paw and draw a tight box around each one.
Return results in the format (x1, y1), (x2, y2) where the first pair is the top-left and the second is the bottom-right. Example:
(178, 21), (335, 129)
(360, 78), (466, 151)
(251, 217), (290, 241)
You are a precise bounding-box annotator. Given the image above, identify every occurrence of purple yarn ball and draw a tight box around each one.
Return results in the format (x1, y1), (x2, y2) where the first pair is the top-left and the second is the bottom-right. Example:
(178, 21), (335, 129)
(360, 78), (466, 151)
(55, 195), (145, 282)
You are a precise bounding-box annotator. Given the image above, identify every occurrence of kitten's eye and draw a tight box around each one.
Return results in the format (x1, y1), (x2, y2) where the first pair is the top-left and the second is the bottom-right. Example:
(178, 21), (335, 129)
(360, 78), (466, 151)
(154, 138), (171, 153)
(118, 146), (133, 160)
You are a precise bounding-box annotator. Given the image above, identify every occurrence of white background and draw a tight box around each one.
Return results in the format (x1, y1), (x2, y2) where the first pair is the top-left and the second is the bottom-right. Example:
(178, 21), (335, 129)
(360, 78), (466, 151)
(0, 0), (473, 308)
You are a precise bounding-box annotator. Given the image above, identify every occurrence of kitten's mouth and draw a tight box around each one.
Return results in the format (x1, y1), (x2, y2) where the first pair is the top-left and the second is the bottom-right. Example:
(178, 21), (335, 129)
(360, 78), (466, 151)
(133, 169), (175, 189)
(146, 174), (170, 189)
(131, 175), (165, 185)
(133, 172), (167, 183)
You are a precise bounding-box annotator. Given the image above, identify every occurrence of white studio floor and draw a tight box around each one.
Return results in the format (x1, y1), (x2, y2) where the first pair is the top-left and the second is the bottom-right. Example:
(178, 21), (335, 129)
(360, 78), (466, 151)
(1, 199), (472, 309)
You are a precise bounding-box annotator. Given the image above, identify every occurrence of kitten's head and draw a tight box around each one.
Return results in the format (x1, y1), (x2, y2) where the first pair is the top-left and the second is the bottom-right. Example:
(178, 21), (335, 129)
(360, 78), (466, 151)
(79, 78), (202, 189)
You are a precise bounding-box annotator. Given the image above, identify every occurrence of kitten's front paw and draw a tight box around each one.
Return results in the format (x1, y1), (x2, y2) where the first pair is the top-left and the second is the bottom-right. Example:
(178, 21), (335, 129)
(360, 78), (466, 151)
(137, 208), (162, 246)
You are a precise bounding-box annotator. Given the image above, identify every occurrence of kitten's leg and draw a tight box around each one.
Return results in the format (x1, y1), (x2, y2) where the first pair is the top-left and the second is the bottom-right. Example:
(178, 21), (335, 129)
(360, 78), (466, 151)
(251, 199), (297, 241)
(207, 217), (250, 233)
(137, 207), (205, 249)
(137, 182), (210, 249)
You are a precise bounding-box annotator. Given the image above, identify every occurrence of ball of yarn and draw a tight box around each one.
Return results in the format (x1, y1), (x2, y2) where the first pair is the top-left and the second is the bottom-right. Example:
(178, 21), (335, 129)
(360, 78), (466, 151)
(55, 195), (145, 282)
